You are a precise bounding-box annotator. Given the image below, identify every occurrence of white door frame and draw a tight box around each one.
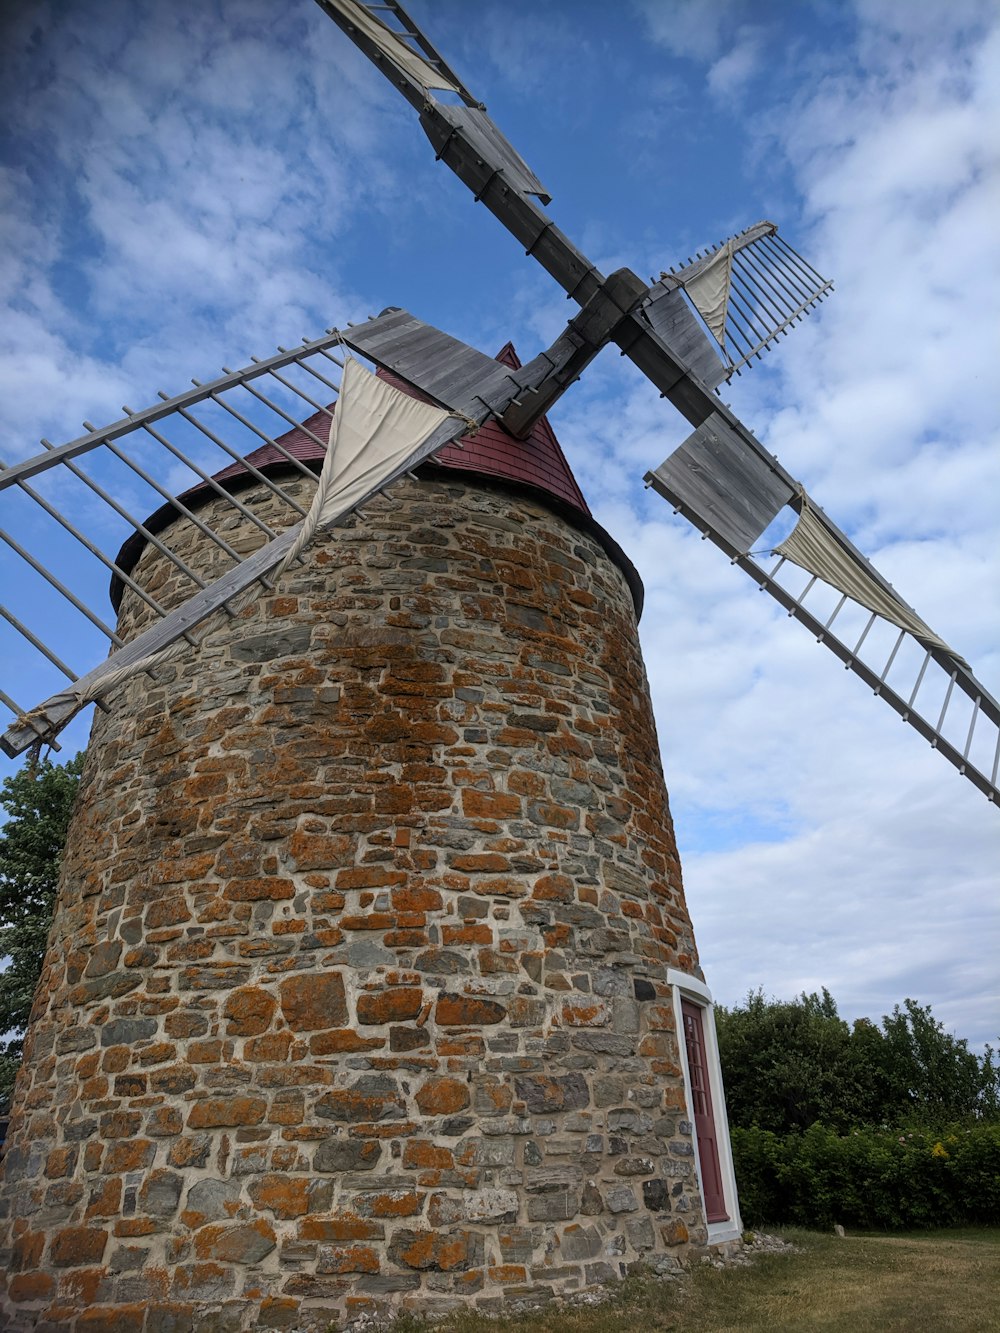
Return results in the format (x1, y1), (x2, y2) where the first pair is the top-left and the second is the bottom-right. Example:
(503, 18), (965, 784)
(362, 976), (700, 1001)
(666, 968), (743, 1245)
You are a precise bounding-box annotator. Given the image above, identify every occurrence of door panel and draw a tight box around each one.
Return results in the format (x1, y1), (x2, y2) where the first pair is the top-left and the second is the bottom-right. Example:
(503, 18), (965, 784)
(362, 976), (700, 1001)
(681, 999), (729, 1223)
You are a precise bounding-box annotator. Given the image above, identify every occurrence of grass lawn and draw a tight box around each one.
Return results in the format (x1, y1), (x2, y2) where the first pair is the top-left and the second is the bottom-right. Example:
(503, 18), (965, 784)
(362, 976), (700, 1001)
(424, 1228), (1000, 1333)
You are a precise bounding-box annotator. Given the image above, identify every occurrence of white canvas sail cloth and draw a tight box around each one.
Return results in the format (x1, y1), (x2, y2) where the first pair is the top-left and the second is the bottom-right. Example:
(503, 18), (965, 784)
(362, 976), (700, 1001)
(275, 356), (453, 577)
(774, 494), (963, 663)
(17, 359), (455, 743)
(323, 0), (463, 96)
(683, 240), (734, 346)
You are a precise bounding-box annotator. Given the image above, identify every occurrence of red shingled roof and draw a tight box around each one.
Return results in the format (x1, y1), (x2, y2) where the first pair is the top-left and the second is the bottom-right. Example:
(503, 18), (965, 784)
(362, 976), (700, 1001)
(206, 343), (590, 518)
(392, 342), (589, 518)
(112, 343), (643, 616)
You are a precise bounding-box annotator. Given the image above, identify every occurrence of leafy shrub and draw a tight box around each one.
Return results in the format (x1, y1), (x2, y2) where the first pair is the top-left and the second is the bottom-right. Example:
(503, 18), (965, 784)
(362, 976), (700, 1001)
(732, 1122), (1000, 1230)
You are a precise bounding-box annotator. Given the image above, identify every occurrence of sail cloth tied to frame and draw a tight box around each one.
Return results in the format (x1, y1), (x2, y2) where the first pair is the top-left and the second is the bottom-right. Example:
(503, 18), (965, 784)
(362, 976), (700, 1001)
(275, 356), (453, 576)
(19, 358), (453, 742)
(682, 240), (734, 347)
(324, 0), (462, 96)
(774, 493), (965, 664)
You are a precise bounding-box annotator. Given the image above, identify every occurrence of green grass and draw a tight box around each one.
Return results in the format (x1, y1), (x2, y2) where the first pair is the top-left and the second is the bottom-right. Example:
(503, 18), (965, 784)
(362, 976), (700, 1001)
(412, 1228), (1000, 1333)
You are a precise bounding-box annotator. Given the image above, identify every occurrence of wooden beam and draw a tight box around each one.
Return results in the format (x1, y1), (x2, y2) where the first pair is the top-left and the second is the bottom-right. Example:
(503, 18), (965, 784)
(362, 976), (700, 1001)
(499, 268), (650, 438)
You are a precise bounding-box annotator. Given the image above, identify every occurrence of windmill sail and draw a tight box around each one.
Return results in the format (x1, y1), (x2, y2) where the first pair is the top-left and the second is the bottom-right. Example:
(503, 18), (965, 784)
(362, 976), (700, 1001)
(681, 241), (733, 342)
(317, 0), (550, 206)
(317, 0), (1000, 806)
(773, 495), (960, 661)
(0, 326), (470, 758)
(650, 221), (834, 379)
(316, 0), (479, 105)
(646, 425), (998, 803)
(339, 307), (524, 414)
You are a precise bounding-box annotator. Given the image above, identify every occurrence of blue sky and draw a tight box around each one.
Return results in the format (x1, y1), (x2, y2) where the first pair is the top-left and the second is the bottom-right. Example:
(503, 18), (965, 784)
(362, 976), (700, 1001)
(2, 0), (999, 1047)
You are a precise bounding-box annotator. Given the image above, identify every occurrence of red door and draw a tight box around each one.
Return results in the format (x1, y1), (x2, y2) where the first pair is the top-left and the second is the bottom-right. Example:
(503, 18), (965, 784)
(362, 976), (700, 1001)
(681, 999), (729, 1223)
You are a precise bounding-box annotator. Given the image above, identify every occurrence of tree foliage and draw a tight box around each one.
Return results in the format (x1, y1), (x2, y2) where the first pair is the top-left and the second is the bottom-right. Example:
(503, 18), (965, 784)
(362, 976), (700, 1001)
(716, 988), (999, 1133)
(0, 753), (85, 1111)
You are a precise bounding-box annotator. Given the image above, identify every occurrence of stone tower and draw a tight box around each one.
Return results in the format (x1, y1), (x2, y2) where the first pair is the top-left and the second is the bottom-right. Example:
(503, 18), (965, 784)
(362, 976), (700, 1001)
(0, 349), (740, 1330)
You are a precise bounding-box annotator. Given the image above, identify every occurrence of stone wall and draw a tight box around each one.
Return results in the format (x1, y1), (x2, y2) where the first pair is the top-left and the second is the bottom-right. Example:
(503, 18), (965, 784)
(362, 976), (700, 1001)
(0, 473), (706, 1331)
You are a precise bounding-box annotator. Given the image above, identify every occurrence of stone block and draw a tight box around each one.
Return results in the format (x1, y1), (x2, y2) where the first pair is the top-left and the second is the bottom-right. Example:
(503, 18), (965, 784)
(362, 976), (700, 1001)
(167, 1137), (211, 1170)
(387, 1228), (485, 1272)
(186, 1096), (266, 1129)
(625, 1215), (656, 1250)
(642, 1178), (670, 1213)
(524, 1166), (582, 1194)
(314, 1137), (381, 1173)
(435, 994), (506, 1026)
(222, 986), (277, 1036)
(607, 1108), (651, 1133)
(614, 1156), (654, 1176)
(316, 1243), (380, 1274)
(100, 1017), (158, 1048)
(193, 1220), (277, 1264)
(415, 1076), (471, 1116)
(559, 1224), (601, 1260)
(278, 972), (348, 1031)
(182, 1179), (242, 1227)
(462, 1189), (518, 1223)
(247, 1175), (332, 1220)
(356, 987), (423, 1024)
(298, 1214), (384, 1243)
(353, 1189), (425, 1219)
(139, 1170), (184, 1217)
(585, 1261), (619, 1285)
(314, 1074), (405, 1123)
(526, 1191), (578, 1221)
(230, 626), (312, 662)
(356, 1274), (421, 1293)
(513, 1073), (589, 1113)
(50, 1225), (109, 1267)
(606, 1185), (639, 1214)
(660, 1219), (689, 1246)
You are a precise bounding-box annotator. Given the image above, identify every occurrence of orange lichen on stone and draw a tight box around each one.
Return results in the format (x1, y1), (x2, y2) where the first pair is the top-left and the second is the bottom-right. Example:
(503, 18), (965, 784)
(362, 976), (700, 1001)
(186, 1096), (266, 1129)
(298, 1214), (382, 1243)
(49, 1227), (108, 1267)
(434, 994), (507, 1026)
(223, 986), (277, 1036)
(356, 987), (423, 1025)
(278, 972), (347, 1031)
(414, 1077), (470, 1116)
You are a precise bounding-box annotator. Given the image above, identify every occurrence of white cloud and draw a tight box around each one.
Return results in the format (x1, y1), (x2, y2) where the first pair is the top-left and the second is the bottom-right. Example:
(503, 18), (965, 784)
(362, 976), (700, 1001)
(707, 27), (765, 100)
(636, 0), (746, 62)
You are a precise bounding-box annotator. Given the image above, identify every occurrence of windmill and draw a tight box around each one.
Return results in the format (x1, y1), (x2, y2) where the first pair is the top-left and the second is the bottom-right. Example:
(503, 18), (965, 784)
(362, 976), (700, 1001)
(0, 4), (995, 1328)
(2, 0), (998, 802)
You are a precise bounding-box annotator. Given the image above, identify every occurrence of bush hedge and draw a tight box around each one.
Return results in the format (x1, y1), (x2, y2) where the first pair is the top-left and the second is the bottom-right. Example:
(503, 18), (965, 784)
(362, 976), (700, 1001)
(732, 1122), (1000, 1230)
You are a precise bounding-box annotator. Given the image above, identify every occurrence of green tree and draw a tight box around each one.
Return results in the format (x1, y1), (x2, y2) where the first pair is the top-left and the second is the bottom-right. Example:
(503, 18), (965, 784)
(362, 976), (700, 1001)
(877, 998), (1000, 1124)
(716, 988), (1000, 1133)
(0, 753), (85, 1112)
(715, 987), (863, 1132)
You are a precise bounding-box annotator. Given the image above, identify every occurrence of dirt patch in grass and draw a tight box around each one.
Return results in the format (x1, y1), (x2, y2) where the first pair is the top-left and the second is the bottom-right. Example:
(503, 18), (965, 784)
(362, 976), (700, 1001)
(394, 1228), (1000, 1333)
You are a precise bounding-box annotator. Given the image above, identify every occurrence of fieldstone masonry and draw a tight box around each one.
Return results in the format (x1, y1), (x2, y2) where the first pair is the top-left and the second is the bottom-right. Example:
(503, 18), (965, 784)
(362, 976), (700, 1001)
(0, 471), (711, 1330)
